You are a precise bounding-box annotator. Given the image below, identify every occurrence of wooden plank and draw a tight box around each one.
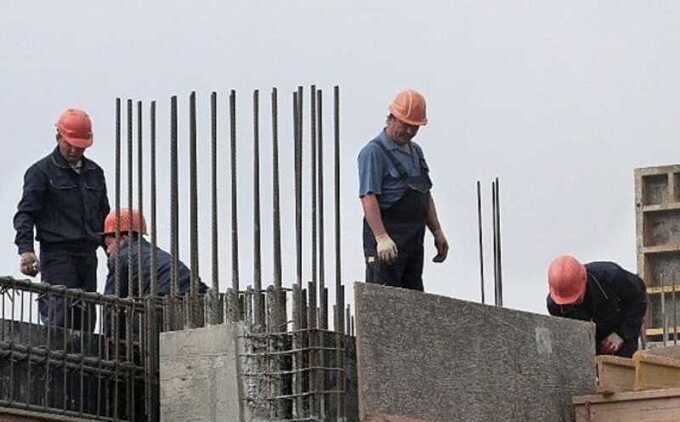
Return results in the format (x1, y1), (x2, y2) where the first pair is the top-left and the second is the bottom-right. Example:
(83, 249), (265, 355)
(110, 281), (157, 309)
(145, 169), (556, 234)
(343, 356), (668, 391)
(642, 244), (680, 255)
(574, 388), (680, 422)
(634, 352), (680, 391)
(596, 355), (635, 394)
(643, 202), (680, 213)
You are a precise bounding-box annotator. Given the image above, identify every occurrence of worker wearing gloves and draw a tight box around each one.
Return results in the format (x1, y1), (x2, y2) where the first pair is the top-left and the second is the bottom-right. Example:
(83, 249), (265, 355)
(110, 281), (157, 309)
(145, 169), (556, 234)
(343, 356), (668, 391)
(13, 108), (110, 331)
(546, 255), (647, 358)
(357, 89), (449, 291)
(102, 208), (206, 297)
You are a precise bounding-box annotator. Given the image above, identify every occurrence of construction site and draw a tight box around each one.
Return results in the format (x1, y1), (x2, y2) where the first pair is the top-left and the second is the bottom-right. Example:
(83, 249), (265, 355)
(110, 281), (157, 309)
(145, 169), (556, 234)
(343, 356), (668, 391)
(3, 2), (680, 422)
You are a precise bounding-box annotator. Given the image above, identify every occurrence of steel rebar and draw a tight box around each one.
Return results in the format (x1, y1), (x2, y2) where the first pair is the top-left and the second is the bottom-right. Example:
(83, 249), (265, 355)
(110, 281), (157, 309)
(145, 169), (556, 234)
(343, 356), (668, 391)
(137, 101), (144, 298)
(115, 99), (121, 297)
(189, 91), (200, 298)
(317, 89), (327, 331)
(334, 86), (343, 333)
(311, 85), (318, 293)
(492, 180), (498, 307)
(477, 181), (485, 304)
(170, 96), (179, 298)
(230, 89), (240, 292)
(495, 177), (503, 307)
(127, 99), (134, 298)
(211, 92), (219, 293)
(253, 89), (263, 327)
(272, 88), (282, 289)
(150, 101), (158, 297)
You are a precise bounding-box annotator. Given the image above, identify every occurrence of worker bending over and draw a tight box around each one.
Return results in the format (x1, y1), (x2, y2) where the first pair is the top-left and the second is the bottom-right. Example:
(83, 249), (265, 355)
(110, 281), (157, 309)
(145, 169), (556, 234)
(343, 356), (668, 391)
(358, 89), (449, 291)
(103, 209), (206, 297)
(547, 255), (647, 358)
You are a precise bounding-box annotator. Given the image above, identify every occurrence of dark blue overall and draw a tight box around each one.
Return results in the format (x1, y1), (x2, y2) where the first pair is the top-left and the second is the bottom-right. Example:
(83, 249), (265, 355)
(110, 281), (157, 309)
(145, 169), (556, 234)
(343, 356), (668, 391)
(363, 140), (432, 291)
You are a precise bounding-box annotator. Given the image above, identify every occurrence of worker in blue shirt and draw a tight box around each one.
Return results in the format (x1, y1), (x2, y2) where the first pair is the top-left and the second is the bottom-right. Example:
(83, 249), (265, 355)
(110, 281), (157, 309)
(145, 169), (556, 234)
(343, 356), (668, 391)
(357, 89), (449, 291)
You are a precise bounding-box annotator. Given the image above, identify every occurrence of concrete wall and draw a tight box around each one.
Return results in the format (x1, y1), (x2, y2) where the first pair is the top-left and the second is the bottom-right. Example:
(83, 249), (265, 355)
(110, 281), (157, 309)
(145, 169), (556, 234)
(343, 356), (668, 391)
(160, 324), (243, 422)
(354, 283), (597, 422)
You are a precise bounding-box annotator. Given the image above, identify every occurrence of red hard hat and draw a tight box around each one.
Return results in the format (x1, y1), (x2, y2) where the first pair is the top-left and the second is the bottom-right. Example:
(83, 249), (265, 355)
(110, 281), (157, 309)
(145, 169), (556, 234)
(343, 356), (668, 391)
(56, 108), (93, 149)
(548, 255), (587, 305)
(389, 89), (428, 126)
(103, 209), (147, 236)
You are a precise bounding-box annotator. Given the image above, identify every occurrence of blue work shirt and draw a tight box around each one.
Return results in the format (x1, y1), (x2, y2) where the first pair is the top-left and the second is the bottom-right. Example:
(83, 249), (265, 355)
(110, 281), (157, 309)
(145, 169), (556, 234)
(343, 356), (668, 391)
(357, 129), (429, 209)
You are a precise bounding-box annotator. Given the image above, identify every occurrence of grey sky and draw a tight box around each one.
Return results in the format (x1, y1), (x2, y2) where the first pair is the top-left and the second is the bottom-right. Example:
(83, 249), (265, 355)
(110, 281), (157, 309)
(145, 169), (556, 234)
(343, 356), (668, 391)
(2, 1), (679, 315)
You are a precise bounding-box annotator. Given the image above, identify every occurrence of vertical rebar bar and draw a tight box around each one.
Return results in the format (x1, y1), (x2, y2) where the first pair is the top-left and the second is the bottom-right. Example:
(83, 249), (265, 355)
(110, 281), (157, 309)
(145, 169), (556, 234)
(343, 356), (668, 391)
(253, 89), (264, 327)
(317, 89), (326, 330)
(150, 101), (158, 297)
(211, 92), (219, 293)
(492, 180), (498, 307)
(311, 85), (318, 292)
(127, 99), (134, 298)
(170, 96), (179, 298)
(189, 91), (200, 298)
(137, 101), (144, 298)
(230, 90), (240, 292)
(115, 99), (121, 297)
(495, 177), (503, 307)
(334, 86), (343, 333)
(272, 88), (282, 289)
(674, 278), (678, 345)
(477, 181), (485, 304)
(296, 87), (304, 288)
(662, 281), (668, 346)
(293, 91), (300, 288)
(334, 86), (342, 328)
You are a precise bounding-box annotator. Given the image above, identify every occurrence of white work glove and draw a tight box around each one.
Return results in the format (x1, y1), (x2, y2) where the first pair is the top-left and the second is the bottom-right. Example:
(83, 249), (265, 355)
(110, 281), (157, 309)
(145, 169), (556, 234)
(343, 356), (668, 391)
(375, 233), (398, 264)
(19, 251), (39, 277)
(600, 332), (624, 355)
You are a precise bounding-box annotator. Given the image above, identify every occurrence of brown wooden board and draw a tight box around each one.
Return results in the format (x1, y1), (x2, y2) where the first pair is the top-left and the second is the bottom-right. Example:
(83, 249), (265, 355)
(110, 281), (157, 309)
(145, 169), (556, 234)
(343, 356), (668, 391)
(574, 388), (680, 422)
(634, 353), (680, 391)
(595, 355), (635, 394)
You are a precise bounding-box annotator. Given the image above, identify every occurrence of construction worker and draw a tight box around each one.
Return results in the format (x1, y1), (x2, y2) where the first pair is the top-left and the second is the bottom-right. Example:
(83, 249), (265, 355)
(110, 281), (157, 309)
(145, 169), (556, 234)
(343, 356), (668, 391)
(358, 89), (449, 291)
(13, 108), (110, 331)
(547, 255), (648, 358)
(102, 208), (206, 297)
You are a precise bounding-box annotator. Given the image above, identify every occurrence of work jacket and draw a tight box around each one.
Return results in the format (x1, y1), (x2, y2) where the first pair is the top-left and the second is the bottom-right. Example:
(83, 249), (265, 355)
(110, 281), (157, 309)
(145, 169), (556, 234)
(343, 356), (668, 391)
(547, 261), (647, 344)
(14, 147), (110, 254)
(105, 237), (207, 297)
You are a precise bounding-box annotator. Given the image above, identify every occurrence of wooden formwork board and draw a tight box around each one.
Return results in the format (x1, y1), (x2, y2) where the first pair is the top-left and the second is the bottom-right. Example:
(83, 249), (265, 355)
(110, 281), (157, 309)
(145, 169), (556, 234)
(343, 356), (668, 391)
(634, 353), (680, 391)
(635, 165), (680, 341)
(574, 388), (680, 422)
(595, 355), (635, 394)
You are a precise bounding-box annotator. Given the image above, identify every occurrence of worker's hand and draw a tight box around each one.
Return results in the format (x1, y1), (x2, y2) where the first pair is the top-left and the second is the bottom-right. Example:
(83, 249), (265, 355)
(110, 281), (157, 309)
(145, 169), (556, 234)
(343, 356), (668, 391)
(19, 252), (39, 277)
(375, 233), (398, 265)
(600, 332), (624, 354)
(432, 229), (449, 263)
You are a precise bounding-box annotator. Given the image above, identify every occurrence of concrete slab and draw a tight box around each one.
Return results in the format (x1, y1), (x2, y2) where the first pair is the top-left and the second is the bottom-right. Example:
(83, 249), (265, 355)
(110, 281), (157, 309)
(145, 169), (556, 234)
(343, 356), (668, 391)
(160, 324), (243, 422)
(354, 283), (596, 422)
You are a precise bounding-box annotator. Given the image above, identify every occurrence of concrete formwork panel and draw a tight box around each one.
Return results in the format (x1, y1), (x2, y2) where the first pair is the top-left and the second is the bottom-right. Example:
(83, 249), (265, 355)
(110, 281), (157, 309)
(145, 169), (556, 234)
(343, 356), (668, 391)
(160, 324), (243, 422)
(354, 283), (596, 422)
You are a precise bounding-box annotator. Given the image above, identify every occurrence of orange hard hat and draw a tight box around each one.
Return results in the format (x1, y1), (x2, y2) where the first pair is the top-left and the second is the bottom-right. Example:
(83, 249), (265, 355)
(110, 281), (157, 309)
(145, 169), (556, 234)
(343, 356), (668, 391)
(103, 209), (147, 236)
(56, 108), (93, 149)
(389, 89), (428, 126)
(548, 255), (587, 305)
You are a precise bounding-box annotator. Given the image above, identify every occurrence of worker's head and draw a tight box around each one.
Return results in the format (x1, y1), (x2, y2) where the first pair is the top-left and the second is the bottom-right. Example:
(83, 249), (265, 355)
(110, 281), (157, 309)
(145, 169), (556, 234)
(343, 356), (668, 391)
(548, 255), (587, 305)
(103, 209), (147, 256)
(55, 108), (93, 164)
(386, 89), (427, 145)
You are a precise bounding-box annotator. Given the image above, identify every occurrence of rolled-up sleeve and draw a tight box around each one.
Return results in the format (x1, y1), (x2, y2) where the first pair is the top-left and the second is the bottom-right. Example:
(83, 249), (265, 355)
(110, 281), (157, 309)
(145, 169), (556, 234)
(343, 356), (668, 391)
(358, 144), (384, 198)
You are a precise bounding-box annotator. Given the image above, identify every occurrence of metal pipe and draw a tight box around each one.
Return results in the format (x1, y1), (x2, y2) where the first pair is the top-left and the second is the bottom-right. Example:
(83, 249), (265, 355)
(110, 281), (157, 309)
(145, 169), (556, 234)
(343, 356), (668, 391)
(317, 89), (326, 330)
(137, 101), (144, 298)
(127, 99), (134, 298)
(271, 88), (282, 289)
(150, 101), (158, 297)
(495, 177), (503, 307)
(115, 99), (121, 297)
(230, 89), (240, 292)
(189, 91), (200, 297)
(253, 89), (263, 327)
(334, 86), (342, 328)
(477, 181), (485, 304)
(211, 92), (219, 293)
(170, 96), (179, 298)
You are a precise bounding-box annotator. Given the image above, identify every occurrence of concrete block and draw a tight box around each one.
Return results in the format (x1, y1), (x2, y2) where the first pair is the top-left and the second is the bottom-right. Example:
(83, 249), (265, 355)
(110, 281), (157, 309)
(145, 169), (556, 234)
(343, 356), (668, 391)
(160, 324), (243, 422)
(354, 283), (596, 422)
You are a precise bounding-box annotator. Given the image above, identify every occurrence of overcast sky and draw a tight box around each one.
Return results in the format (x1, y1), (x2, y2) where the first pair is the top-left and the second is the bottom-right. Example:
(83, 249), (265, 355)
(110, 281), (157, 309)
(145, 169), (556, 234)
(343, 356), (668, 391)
(2, 1), (679, 316)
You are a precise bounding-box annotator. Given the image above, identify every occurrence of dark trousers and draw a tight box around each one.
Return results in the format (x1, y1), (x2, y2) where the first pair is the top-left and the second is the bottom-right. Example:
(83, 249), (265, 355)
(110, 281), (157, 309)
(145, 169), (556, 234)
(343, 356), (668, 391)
(365, 247), (425, 291)
(39, 248), (98, 332)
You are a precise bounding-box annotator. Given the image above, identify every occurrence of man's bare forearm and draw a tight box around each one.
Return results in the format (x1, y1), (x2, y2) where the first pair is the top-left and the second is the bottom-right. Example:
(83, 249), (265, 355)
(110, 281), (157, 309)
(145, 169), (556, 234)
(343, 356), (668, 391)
(361, 194), (387, 237)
